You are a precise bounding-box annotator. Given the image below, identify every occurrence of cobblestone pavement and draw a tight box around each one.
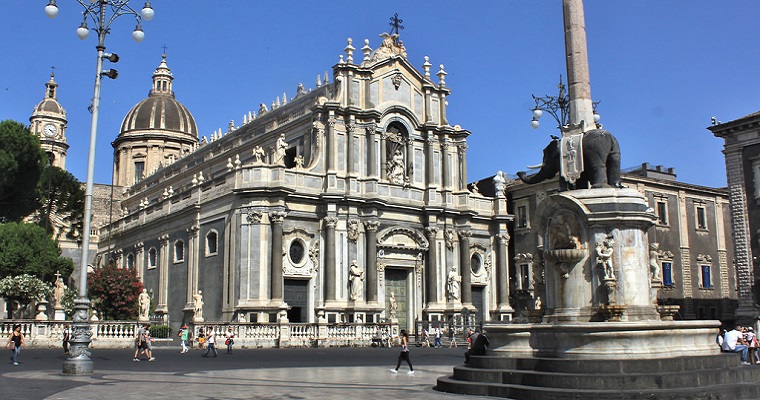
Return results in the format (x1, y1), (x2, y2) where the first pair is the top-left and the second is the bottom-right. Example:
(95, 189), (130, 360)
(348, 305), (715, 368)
(0, 346), (496, 400)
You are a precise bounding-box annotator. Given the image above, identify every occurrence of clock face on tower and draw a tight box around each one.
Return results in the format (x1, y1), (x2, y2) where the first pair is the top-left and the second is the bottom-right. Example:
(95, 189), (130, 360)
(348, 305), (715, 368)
(43, 124), (58, 138)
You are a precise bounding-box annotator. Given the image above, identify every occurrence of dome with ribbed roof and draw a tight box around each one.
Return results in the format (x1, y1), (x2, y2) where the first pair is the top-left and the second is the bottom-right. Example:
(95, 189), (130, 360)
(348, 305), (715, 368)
(118, 54), (198, 138)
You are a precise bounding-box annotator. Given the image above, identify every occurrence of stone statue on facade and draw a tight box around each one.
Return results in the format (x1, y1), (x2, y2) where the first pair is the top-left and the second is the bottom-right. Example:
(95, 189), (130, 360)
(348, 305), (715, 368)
(649, 243), (661, 281)
(193, 290), (204, 321)
(387, 149), (405, 185)
(547, 213), (582, 250)
(447, 266), (461, 300)
(371, 32), (407, 62)
(253, 146), (266, 163)
(596, 238), (615, 280)
(274, 133), (287, 165)
(493, 171), (507, 198)
(138, 288), (150, 321)
(389, 291), (398, 319)
(349, 260), (365, 301)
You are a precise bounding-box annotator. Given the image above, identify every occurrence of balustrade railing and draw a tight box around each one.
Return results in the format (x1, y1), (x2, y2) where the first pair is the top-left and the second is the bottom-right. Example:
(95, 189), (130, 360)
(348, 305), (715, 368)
(0, 320), (395, 349)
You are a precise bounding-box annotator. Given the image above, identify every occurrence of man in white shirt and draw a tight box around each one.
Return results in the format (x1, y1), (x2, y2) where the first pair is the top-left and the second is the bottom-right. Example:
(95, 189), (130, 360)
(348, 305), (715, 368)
(203, 327), (218, 358)
(722, 325), (750, 365)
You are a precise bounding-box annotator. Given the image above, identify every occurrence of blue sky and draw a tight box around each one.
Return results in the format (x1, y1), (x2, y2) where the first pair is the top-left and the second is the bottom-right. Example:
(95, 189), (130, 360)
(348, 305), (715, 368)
(2, 1), (758, 189)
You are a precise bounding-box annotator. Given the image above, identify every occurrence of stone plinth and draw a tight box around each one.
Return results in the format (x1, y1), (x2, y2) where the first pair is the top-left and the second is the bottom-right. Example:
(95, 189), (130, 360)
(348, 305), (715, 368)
(485, 320), (718, 360)
(536, 188), (660, 323)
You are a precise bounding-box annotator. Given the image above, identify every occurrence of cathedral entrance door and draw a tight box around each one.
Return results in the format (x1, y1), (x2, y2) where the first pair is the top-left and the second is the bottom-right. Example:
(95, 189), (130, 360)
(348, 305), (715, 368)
(385, 268), (410, 331)
(472, 286), (485, 324)
(284, 279), (308, 323)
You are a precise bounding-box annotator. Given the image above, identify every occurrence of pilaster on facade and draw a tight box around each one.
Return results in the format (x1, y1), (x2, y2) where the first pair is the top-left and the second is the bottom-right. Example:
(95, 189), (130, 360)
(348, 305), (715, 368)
(725, 149), (756, 316)
(680, 247), (695, 319)
(156, 234), (170, 316)
(185, 225), (199, 311)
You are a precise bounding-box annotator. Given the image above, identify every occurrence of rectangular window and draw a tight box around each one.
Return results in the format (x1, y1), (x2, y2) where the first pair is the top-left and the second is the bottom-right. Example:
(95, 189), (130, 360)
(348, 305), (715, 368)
(517, 206), (528, 228)
(701, 265), (712, 288)
(519, 264), (531, 291)
(696, 205), (707, 230)
(662, 262), (673, 286)
(134, 161), (145, 184)
(656, 200), (668, 225)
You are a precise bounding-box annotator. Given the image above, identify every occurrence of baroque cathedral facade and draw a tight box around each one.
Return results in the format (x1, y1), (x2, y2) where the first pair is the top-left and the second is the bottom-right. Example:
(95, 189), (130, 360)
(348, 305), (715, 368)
(99, 34), (512, 330)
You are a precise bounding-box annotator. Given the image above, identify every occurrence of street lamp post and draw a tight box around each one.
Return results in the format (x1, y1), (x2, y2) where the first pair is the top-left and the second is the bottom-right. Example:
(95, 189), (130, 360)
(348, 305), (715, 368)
(530, 75), (600, 134)
(45, 0), (154, 375)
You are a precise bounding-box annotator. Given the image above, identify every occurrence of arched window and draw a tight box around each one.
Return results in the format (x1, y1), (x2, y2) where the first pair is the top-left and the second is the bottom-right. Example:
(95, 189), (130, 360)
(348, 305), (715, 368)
(174, 240), (185, 263)
(148, 248), (158, 269)
(206, 230), (218, 257)
(126, 253), (135, 269)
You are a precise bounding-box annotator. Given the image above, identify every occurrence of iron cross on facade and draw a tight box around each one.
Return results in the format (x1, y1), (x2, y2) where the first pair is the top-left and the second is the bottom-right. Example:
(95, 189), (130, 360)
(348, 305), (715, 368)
(389, 13), (404, 43)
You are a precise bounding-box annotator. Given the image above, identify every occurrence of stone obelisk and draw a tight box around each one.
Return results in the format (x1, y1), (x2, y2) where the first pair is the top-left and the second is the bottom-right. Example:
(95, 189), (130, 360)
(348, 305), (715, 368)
(563, 0), (595, 133)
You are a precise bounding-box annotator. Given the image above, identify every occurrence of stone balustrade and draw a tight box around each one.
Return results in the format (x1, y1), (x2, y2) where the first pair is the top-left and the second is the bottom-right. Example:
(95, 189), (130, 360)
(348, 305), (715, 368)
(0, 320), (396, 349)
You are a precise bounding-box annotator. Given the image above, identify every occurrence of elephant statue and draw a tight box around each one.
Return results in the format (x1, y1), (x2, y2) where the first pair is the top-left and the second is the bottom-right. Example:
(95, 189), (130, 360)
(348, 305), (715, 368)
(517, 129), (621, 190)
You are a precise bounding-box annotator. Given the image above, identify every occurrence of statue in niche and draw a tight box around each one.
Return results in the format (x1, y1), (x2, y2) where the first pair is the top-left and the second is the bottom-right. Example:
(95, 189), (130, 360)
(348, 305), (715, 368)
(649, 242), (661, 281)
(253, 146), (266, 163)
(347, 219), (359, 243)
(274, 133), (287, 165)
(547, 213), (581, 250)
(138, 288), (151, 319)
(387, 149), (406, 185)
(596, 237), (615, 279)
(534, 295), (542, 310)
(349, 260), (365, 301)
(447, 266), (461, 300)
(193, 290), (204, 320)
(445, 229), (455, 250)
(389, 292), (398, 318)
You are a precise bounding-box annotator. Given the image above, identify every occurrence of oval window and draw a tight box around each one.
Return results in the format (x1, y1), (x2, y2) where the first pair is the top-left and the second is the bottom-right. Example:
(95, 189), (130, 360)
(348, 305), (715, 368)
(470, 253), (482, 274)
(289, 240), (305, 264)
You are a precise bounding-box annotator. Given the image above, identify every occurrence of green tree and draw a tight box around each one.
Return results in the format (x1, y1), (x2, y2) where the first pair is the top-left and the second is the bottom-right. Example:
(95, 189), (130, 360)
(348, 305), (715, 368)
(36, 166), (85, 241)
(0, 120), (45, 222)
(0, 274), (52, 318)
(88, 264), (143, 320)
(0, 222), (74, 281)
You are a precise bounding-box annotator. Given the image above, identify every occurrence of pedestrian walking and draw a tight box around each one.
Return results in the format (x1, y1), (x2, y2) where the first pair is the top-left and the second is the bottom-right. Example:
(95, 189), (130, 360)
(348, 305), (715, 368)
(6, 324), (24, 366)
(433, 326), (442, 348)
(203, 327), (217, 357)
(390, 329), (414, 374)
(197, 327), (205, 350)
(62, 324), (71, 355)
(133, 324), (154, 362)
(179, 325), (189, 353)
(225, 327), (235, 354)
(448, 326), (457, 348)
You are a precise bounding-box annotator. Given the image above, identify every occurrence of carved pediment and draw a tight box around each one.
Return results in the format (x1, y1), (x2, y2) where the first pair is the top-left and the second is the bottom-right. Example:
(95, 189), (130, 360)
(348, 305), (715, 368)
(377, 226), (428, 251)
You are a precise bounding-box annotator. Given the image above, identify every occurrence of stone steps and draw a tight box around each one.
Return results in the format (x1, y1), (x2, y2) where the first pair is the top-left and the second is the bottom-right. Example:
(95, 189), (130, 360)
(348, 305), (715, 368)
(435, 354), (760, 400)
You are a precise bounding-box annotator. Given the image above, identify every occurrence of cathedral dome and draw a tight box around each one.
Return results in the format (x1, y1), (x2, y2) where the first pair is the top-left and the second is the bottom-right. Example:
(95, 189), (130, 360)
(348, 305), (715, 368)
(117, 55), (198, 139)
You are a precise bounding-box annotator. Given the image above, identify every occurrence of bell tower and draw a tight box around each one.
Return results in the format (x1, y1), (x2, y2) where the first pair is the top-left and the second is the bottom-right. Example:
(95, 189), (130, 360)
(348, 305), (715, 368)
(30, 71), (69, 169)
